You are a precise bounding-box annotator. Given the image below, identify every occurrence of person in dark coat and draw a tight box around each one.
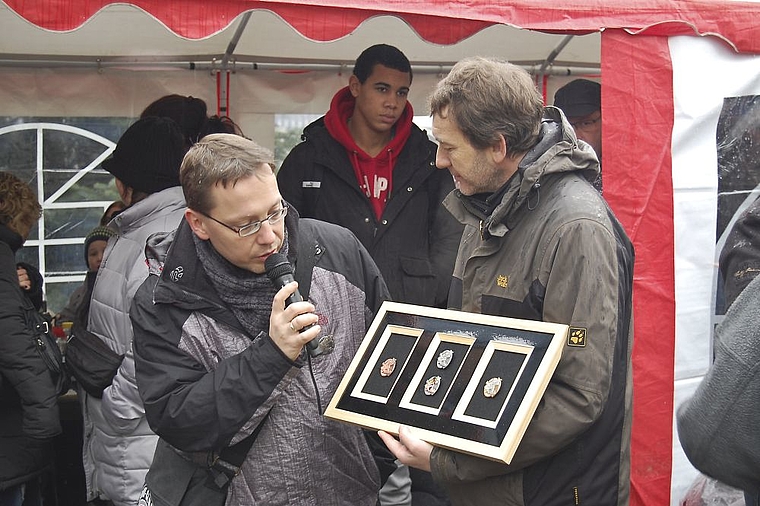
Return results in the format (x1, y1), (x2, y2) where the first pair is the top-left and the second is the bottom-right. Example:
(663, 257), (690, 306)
(278, 44), (462, 311)
(678, 274), (760, 505)
(278, 48), (462, 503)
(0, 171), (62, 505)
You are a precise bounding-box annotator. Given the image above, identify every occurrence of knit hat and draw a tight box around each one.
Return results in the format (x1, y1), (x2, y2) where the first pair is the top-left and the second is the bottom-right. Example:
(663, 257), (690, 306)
(553, 79), (601, 117)
(102, 116), (187, 194)
(83, 226), (117, 266)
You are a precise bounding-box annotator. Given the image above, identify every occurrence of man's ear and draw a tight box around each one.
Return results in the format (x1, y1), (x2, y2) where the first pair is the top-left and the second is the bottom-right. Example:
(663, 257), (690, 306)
(185, 209), (210, 240)
(490, 134), (508, 164)
(348, 74), (361, 98)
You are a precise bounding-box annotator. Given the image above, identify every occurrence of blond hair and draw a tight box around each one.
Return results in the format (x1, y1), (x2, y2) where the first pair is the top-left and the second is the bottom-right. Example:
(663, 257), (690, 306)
(179, 134), (275, 214)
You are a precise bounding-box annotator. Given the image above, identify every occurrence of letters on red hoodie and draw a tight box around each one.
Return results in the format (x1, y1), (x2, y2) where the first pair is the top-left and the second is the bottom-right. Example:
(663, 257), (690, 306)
(324, 86), (413, 220)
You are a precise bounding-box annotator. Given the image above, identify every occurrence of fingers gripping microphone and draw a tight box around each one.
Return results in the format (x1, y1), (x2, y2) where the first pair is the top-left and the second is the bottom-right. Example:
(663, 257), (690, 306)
(265, 253), (322, 357)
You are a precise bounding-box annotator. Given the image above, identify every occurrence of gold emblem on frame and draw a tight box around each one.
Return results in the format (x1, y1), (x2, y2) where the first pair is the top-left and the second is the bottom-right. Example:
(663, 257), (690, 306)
(424, 376), (441, 396)
(380, 358), (397, 377)
(483, 377), (503, 398)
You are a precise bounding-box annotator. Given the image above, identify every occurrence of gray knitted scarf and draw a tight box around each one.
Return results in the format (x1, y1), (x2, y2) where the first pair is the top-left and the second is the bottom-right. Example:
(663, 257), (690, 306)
(192, 231), (290, 337)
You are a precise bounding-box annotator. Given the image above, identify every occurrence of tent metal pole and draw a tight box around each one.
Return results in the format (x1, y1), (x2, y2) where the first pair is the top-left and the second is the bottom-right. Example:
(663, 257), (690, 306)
(217, 11), (252, 116)
(536, 35), (575, 97)
(537, 35), (575, 76)
(220, 11), (251, 69)
(0, 59), (599, 76)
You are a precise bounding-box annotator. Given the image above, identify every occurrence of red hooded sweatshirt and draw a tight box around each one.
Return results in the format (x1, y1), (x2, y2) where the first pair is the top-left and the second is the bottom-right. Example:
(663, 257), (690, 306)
(324, 86), (413, 220)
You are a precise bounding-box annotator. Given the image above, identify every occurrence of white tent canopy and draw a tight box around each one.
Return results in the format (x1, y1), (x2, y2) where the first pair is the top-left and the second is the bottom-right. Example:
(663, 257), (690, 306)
(0, 4), (600, 146)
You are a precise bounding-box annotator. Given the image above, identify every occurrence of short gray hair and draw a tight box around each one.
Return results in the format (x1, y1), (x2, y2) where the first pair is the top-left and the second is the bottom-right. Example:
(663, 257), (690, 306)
(429, 57), (544, 155)
(180, 134), (275, 214)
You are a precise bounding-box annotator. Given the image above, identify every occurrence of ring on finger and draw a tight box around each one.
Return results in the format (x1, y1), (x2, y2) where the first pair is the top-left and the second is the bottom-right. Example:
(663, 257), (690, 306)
(289, 320), (296, 332)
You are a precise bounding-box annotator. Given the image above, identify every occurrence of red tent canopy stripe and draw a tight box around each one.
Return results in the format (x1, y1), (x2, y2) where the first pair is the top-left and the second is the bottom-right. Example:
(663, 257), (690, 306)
(7, 0), (760, 51)
(603, 29), (676, 506)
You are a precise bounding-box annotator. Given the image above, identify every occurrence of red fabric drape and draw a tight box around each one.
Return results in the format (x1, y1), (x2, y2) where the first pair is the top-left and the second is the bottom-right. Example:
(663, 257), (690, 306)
(603, 29), (676, 506)
(6, 0), (760, 53)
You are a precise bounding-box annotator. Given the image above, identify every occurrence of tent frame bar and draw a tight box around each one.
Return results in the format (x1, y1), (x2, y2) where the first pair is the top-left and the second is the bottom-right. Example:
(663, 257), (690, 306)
(0, 58), (599, 76)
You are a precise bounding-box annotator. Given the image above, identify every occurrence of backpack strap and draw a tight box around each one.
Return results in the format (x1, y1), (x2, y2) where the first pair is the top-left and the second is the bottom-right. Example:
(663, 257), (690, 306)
(207, 412), (269, 491)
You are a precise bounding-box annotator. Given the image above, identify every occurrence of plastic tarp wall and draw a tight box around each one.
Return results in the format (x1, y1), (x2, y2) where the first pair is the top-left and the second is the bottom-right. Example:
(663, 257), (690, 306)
(0, 65), (450, 151)
(605, 29), (760, 504)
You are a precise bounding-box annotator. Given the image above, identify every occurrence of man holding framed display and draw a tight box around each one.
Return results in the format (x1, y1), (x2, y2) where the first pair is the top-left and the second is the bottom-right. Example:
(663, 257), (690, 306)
(379, 57), (634, 506)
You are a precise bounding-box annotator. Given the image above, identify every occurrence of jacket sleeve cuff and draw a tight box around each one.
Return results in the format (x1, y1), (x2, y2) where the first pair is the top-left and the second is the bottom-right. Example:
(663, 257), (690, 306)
(262, 332), (304, 368)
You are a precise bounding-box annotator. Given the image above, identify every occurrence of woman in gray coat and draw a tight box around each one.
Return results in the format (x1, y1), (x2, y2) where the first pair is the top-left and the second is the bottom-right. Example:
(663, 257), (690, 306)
(81, 117), (188, 506)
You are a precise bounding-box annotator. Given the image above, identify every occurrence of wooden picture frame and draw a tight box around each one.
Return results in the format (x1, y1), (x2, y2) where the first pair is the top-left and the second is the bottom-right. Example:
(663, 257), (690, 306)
(325, 301), (568, 464)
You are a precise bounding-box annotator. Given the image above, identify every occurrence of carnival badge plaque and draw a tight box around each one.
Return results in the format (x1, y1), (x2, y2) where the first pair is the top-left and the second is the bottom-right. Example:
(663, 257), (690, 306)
(325, 301), (568, 464)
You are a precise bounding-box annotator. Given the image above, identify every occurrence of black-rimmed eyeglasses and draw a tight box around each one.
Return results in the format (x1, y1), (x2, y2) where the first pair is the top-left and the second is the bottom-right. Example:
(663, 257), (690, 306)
(569, 116), (601, 131)
(200, 202), (288, 237)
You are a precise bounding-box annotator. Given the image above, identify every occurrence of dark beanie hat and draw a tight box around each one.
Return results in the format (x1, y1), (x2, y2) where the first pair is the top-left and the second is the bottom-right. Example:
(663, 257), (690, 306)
(102, 116), (187, 194)
(140, 94), (208, 147)
(553, 79), (601, 117)
(83, 226), (117, 266)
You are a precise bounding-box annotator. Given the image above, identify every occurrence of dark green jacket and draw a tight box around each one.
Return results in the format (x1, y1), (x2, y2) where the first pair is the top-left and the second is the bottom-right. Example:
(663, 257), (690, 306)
(432, 108), (634, 506)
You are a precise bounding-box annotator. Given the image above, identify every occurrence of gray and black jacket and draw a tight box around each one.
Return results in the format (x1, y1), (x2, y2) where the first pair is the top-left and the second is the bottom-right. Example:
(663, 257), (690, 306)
(132, 212), (389, 505)
(431, 107), (635, 506)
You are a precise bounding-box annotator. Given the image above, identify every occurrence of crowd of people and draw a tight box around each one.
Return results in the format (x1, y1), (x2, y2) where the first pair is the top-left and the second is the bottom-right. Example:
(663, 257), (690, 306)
(1, 42), (755, 506)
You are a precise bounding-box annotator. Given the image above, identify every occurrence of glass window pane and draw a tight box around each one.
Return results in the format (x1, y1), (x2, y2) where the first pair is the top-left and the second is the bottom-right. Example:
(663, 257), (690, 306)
(0, 130), (37, 178)
(44, 207), (106, 240)
(43, 130), (113, 201)
(16, 246), (39, 267)
(65, 171), (119, 204)
(47, 281), (84, 318)
(45, 243), (87, 274)
(716, 95), (760, 238)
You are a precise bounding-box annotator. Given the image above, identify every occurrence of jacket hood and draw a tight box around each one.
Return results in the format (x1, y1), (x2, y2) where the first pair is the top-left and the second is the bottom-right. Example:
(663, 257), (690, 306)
(453, 106), (600, 238)
(323, 86), (413, 160)
(513, 106), (598, 206)
(110, 186), (186, 236)
(323, 86), (415, 218)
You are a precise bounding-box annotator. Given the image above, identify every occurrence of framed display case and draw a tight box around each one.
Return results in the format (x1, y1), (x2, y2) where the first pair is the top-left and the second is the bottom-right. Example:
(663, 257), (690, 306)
(325, 301), (568, 463)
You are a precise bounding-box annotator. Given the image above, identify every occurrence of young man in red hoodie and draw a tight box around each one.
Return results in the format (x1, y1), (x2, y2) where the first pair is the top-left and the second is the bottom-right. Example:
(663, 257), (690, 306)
(278, 44), (461, 505)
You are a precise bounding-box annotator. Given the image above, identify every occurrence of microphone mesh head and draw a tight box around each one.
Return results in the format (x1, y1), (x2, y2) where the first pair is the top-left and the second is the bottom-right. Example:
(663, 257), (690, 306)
(265, 252), (293, 283)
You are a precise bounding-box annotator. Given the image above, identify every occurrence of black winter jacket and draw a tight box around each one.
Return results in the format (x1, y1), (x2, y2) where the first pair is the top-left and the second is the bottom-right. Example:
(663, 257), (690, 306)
(278, 117), (462, 308)
(0, 224), (61, 490)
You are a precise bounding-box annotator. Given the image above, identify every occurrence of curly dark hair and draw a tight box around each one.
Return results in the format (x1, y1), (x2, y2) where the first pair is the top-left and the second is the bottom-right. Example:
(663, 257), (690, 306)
(0, 172), (41, 238)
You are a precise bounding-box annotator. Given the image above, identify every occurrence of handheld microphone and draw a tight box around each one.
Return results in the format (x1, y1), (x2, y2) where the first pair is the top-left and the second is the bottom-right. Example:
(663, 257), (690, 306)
(264, 253), (322, 357)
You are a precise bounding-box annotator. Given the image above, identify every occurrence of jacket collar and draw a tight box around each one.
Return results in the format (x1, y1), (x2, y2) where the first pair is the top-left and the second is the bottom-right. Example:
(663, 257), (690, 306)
(447, 107), (600, 239)
(110, 186), (186, 236)
(0, 223), (23, 252)
(146, 210), (302, 334)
